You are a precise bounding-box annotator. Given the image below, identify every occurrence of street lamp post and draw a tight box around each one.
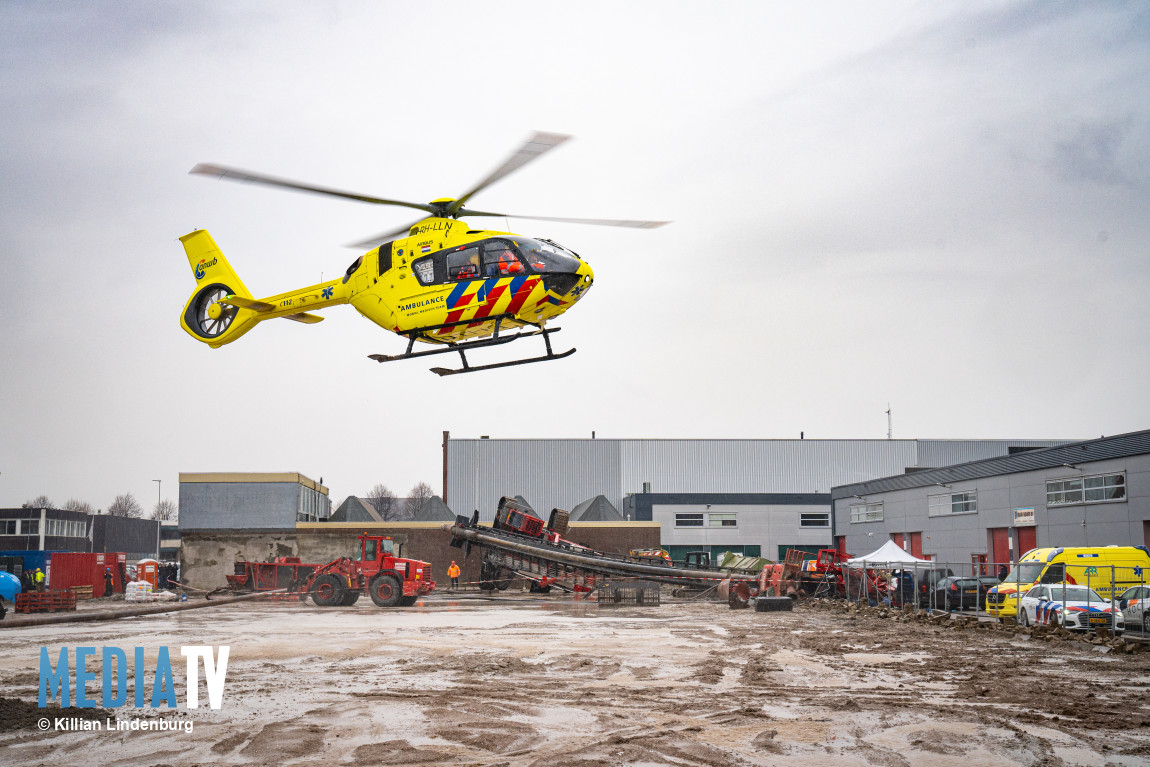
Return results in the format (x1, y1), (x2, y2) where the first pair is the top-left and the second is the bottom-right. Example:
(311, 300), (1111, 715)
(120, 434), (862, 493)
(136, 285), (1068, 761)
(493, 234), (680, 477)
(153, 479), (161, 516)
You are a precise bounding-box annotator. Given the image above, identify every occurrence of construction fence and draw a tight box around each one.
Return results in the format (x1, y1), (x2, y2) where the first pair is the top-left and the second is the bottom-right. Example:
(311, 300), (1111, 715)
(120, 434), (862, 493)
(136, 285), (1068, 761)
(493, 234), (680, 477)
(830, 558), (1148, 634)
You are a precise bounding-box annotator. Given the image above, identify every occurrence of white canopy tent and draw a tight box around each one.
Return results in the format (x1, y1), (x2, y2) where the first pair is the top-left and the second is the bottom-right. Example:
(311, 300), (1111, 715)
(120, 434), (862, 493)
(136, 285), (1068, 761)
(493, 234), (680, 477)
(844, 540), (934, 605)
(846, 539), (929, 568)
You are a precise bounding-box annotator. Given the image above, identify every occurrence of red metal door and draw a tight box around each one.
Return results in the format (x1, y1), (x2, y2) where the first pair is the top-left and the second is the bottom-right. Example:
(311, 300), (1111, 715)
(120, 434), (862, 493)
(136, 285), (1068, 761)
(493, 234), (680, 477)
(989, 528), (1010, 565)
(890, 532), (904, 548)
(1016, 526), (1037, 556)
(972, 553), (987, 576)
(909, 532), (923, 559)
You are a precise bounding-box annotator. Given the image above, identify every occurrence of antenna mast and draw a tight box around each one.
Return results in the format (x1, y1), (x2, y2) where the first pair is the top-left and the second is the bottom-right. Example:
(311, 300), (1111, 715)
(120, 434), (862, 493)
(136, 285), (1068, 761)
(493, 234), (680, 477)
(886, 403), (892, 440)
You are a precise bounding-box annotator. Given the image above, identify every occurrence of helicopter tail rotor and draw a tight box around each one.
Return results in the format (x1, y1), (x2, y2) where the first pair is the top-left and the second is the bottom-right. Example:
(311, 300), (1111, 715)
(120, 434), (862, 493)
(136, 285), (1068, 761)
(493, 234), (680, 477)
(178, 230), (261, 347)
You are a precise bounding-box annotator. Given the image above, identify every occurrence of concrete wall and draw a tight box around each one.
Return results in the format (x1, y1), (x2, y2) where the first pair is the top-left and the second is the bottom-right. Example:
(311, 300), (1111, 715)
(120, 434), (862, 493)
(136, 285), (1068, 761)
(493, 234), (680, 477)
(181, 521), (661, 590)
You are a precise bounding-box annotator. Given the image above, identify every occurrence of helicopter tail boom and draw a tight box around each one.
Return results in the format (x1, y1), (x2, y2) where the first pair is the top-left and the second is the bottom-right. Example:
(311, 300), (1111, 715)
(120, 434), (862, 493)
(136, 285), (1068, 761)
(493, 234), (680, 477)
(179, 229), (345, 347)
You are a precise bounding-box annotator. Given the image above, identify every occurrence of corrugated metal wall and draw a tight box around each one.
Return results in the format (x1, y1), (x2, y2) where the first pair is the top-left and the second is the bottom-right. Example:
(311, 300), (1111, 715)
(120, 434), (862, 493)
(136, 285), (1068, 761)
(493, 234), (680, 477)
(179, 482), (301, 531)
(447, 438), (1067, 521)
(448, 439), (621, 519)
(914, 440), (1068, 469)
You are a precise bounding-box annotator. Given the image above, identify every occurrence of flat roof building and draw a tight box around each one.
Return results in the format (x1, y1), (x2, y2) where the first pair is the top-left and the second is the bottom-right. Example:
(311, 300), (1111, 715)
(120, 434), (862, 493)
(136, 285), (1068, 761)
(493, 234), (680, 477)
(830, 429), (1150, 570)
(179, 472), (331, 533)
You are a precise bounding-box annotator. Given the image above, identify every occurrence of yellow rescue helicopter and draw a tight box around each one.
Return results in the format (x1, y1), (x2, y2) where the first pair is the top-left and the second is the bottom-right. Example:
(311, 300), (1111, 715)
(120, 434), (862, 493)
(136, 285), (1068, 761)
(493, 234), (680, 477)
(180, 132), (667, 375)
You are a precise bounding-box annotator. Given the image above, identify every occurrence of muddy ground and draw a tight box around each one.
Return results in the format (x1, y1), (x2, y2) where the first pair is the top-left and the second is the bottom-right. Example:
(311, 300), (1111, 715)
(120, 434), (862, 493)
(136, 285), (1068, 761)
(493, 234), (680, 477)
(1, 592), (1149, 766)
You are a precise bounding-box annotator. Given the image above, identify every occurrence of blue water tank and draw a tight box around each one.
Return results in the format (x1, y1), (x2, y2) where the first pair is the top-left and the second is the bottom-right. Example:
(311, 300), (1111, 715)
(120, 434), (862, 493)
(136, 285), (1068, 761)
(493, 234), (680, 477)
(0, 571), (21, 602)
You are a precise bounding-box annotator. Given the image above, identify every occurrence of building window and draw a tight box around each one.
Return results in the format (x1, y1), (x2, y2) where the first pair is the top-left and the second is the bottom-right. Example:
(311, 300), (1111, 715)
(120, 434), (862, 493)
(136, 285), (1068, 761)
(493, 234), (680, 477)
(44, 519), (85, 537)
(0, 520), (15, 535)
(849, 502), (883, 523)
(19, 519), (39, 535)
(1047, 473), (1125, 506)
(675, 513), (704, 527)
(800, 513), (830, 528)
(928, 491), (977, 517)
(707, 513), (737, 528)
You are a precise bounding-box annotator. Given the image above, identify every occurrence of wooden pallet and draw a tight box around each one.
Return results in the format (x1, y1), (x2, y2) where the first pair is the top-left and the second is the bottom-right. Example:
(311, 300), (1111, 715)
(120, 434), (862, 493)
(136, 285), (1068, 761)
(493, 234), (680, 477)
(15, 590), (78, 613)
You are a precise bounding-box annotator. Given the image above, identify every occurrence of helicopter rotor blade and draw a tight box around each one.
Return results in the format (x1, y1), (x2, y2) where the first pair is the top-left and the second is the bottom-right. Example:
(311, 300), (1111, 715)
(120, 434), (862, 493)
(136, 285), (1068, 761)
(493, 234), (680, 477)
(459, 209), (671, 229)
(448, 132), (571, 216)
(190, 163), (437, 214)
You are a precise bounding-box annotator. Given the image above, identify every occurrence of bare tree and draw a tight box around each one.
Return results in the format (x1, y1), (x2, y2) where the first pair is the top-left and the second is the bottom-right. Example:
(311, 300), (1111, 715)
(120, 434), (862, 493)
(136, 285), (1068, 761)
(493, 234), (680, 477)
(22, 494), (53, 509)
(63, 499), (96, 515)
(403, 482), (435, 519)
(153, 499), (178, 521)
(107, 493), (143, 518)
(366, 483), (399, 521)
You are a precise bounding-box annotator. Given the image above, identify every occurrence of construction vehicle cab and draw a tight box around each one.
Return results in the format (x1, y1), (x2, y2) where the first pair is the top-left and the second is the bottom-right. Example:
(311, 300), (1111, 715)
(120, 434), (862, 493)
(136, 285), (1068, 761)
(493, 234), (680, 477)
(359, 536), (396, 561)
(683, 551), (711, 569)
(492, 497), (546, 538)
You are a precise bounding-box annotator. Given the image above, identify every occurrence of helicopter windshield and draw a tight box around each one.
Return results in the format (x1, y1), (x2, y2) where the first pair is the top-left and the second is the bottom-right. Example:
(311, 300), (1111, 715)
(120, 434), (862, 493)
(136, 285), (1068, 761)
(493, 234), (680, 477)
(510, 237), (582, 274)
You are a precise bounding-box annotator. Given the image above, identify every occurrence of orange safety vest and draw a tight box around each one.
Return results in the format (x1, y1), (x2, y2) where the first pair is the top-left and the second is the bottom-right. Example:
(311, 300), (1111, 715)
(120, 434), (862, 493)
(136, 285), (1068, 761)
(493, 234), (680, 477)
(448, 564), (460, 578)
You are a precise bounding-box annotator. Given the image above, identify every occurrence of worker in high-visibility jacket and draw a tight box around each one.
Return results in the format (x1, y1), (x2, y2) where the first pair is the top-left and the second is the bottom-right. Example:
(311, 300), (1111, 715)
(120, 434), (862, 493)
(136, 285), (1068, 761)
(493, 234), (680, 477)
(34, 568), (45, 592)
(447, 561), (461, 590)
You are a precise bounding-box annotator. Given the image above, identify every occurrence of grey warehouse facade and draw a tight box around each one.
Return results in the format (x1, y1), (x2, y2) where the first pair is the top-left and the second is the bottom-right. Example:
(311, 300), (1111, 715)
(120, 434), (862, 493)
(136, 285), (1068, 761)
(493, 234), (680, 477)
(830, 429), (1150, 570)
(179, 472), (330, 533)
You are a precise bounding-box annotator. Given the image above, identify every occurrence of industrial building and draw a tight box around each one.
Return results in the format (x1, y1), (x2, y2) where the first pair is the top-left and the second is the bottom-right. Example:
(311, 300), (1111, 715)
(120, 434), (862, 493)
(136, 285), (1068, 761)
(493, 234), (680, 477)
(830, 429), (1150, 569)
(159, 521), (181, 561)
(178, 472), (331, 531)
(0, 507), (160, 559)
(0, 507), (161, 586)
(443, 435), (1070, 562)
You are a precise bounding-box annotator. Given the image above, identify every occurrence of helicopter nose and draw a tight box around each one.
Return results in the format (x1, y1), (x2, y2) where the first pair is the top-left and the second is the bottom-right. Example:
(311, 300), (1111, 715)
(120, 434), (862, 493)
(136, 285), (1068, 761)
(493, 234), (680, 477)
(575, 261), (593, 294)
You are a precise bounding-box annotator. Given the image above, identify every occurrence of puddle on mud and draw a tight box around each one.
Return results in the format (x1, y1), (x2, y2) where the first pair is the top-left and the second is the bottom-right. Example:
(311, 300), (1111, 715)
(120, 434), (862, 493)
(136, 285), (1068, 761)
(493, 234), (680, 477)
(840, 651), (930, 664)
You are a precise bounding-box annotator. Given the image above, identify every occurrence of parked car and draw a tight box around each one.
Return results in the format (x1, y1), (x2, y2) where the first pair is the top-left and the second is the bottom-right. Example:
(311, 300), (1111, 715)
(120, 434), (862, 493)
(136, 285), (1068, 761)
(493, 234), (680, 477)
(1117, 585), (1150, 633)
(1017, 583), (1124, 634)
(926, 576), (983, 611)
(911, 567), (956, 608)
(975, 575), (1001, 611)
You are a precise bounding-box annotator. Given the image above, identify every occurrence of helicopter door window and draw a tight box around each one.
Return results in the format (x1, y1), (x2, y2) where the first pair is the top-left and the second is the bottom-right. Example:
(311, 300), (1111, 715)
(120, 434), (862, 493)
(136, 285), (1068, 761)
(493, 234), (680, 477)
(447, 247), (480, 280)
(482, 241), (525, 276)
(413, 257), (435, 285)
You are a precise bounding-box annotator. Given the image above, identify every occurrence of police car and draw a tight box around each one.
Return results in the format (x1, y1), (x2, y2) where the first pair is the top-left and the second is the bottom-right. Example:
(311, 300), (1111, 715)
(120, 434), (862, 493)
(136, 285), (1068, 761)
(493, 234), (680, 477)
(1118, 585), (1150, 633)
(1017, 583), (1124, 634)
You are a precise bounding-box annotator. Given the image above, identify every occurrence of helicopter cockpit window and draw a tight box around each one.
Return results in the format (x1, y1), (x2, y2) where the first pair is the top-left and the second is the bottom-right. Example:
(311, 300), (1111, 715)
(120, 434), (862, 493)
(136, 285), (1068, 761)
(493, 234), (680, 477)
(447, 247), (481, 280)
(481, 240), (526, 276)
(513, 237), (582, 274)
(412, 257), (435, 285)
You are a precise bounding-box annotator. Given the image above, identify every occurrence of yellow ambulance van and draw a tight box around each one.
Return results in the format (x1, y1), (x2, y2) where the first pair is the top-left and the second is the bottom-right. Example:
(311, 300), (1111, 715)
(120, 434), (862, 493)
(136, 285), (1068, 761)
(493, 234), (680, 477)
(985, 545), (1150, 619)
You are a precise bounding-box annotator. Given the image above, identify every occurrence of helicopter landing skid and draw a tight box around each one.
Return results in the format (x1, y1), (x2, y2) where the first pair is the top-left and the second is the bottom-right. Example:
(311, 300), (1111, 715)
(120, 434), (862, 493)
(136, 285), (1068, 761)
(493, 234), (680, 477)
(368, 315), (576, 376)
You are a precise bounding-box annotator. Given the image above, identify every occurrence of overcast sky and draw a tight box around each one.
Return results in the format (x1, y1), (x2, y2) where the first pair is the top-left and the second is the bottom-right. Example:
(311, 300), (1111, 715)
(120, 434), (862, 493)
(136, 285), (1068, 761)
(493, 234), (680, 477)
(1, 1), (1147, 513)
